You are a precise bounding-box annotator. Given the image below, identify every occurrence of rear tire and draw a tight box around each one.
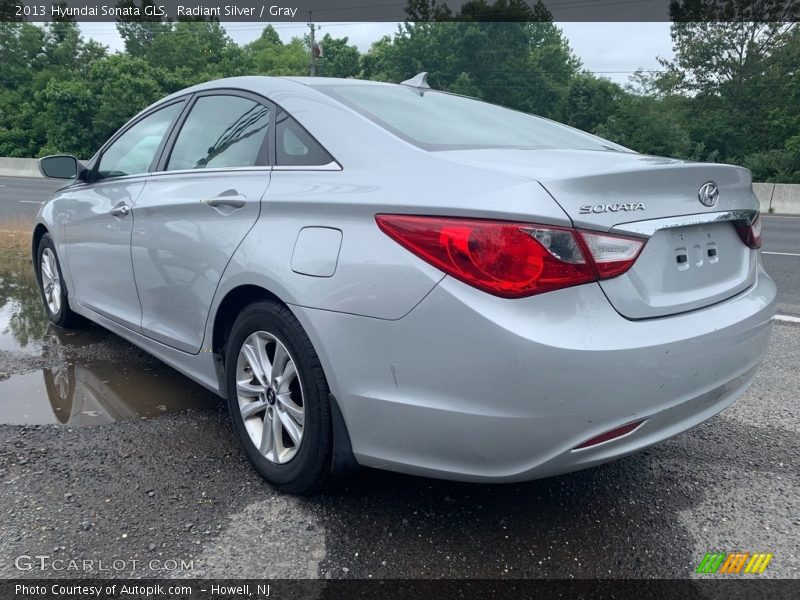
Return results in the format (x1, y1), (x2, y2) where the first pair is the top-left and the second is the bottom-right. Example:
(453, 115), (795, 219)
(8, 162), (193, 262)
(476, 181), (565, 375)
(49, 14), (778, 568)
(225, 300), (333, 494)
(36, 234), (81, 328)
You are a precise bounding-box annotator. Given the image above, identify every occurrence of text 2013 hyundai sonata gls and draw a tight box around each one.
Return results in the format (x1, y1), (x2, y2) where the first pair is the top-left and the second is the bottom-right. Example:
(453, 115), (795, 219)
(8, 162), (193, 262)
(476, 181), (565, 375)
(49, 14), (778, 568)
(33, 75), (776, 493)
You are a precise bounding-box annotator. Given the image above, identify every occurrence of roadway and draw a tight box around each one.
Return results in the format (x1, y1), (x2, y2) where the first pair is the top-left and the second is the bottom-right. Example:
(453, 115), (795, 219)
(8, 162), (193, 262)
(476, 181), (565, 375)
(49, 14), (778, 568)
(0, 175), (63, 221)
(762, 215), (800, 318)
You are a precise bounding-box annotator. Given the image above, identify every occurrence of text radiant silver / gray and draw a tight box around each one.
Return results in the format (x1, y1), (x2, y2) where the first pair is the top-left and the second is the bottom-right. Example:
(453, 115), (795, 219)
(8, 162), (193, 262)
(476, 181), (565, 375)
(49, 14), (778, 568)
(33, 76), (776, 494)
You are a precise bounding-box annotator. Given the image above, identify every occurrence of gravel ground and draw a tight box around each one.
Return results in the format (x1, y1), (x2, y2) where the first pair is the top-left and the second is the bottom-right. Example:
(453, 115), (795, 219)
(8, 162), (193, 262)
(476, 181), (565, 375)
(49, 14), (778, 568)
(0, 320), (797, 580)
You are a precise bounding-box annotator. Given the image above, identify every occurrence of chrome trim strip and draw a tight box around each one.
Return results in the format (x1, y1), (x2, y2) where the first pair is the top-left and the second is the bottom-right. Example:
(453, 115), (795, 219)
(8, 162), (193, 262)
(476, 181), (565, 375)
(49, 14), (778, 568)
(96, 161), (343, 181)
(148, 166), (273, 178)
(271, 161), (342, 172)
(611, 209), (759, 237)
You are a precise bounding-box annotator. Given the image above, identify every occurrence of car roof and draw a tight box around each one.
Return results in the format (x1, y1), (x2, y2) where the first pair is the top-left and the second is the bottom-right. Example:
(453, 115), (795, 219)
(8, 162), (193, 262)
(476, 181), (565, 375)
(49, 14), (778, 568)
(161, 75), (394, 101)
(283, 76), (397, 87)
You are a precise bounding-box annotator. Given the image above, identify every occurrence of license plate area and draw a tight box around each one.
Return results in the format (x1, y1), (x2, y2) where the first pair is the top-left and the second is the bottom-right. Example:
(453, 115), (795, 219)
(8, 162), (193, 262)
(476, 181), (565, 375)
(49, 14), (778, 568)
(672, 225), (722, 272)
(597, 221), (756, 318)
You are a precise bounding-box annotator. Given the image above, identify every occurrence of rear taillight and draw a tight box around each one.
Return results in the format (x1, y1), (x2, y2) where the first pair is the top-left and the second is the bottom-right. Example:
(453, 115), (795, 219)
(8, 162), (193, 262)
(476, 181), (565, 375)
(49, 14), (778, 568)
(375, 215), (645, 298)
(579, 231), (645, 279)
(735, 214), (762, 249)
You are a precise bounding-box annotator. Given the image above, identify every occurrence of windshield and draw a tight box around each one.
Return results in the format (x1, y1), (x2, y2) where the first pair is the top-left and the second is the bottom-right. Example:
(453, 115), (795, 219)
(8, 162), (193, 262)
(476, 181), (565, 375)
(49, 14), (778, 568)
(313, 83), (625, 152)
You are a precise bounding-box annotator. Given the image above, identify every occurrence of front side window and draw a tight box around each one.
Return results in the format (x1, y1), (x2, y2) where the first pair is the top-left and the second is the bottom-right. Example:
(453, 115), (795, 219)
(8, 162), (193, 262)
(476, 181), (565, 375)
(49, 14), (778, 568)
(167, 95), (270, 171)
(96, 102), (183, 179)
(313, 83), (626, 152)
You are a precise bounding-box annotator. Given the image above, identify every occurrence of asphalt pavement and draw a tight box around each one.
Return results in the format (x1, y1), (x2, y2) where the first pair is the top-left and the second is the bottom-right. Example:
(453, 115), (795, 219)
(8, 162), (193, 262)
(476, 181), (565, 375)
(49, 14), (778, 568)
(0, 321), (797, 580)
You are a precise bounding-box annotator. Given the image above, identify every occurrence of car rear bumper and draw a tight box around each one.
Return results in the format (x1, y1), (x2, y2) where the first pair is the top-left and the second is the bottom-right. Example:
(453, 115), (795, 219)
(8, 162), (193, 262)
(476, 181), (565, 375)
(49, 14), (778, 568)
(291, 261), (776, 482)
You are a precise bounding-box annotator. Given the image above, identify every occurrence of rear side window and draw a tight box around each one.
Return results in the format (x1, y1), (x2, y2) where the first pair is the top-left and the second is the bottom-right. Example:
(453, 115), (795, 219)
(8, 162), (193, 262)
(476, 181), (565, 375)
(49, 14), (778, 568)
(97, 102), (183, 179)
(167, 95), (270, 171)
(275, 110), (334, 167)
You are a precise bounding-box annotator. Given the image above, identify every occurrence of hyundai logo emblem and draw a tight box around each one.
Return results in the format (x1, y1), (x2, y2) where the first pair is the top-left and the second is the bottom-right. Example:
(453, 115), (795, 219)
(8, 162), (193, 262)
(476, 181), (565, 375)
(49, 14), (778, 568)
(698, 182), (719, 207)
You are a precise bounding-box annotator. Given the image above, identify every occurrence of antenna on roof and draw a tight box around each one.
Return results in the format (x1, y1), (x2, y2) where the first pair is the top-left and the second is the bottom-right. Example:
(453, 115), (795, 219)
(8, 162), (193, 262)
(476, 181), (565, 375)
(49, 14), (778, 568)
(400, 72), (430, 89)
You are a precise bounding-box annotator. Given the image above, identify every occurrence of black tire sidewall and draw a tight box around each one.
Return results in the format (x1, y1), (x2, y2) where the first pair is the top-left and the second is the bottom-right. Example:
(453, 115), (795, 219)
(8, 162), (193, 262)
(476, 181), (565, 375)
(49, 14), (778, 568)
(36, 234), (71, 326)
(225, 301), (331, 492)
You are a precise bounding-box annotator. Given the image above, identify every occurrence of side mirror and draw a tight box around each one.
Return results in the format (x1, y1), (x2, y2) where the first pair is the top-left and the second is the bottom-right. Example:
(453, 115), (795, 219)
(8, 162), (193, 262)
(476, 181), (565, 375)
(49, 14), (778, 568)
(39, 155), (84, 180)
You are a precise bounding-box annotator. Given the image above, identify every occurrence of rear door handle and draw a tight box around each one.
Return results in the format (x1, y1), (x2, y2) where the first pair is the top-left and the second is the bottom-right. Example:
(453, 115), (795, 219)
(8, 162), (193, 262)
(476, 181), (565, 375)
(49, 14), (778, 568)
(110, 204), (130, 217)
(203, 195), (247, 209)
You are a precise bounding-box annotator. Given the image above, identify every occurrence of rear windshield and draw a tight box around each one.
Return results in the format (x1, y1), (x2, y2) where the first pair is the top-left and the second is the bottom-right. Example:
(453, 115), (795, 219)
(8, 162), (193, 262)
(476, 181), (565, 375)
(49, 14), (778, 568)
(312, 83), (622, 152)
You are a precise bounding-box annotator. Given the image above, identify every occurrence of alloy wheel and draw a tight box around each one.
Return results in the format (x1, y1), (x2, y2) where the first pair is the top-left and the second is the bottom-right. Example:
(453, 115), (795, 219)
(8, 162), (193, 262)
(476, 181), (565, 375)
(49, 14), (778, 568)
(40, 248), (62, 315)
(235, 331), (305, 464)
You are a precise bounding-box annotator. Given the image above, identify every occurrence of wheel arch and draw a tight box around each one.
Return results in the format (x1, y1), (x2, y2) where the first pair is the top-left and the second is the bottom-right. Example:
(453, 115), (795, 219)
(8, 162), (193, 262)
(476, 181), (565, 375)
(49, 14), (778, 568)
(32, 223), (49, 268)
(210, 282), (359, 479)
(211, 284), (284, 359)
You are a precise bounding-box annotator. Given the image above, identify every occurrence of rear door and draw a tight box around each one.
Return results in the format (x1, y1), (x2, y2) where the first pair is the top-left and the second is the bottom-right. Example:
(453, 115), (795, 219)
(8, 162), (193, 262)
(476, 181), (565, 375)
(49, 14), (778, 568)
(130, 91), (272, 353)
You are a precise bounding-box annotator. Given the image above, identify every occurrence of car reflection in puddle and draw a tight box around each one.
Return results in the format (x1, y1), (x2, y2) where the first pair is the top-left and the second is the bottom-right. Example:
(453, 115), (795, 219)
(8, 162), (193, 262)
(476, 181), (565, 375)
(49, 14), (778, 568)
(0, 251), (221, 425)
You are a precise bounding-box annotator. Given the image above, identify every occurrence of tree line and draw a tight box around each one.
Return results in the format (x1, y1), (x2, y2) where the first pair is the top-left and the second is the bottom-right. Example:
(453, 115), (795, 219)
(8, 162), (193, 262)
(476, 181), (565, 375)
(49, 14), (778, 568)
(0, 0), (798, 182)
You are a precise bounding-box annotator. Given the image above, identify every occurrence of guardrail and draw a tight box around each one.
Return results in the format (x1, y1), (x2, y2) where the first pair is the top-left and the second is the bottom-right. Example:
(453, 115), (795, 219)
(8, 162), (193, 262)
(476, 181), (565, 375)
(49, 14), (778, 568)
(1, 157), (799, 214)
(0, 157), (44, 178)
(752, 183), (800, 215)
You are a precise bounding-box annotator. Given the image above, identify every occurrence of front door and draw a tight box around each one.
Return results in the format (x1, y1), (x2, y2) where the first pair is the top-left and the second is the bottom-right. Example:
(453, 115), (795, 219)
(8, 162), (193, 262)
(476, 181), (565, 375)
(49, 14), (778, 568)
(62, 101), (185, 330)
(130, 93), (272, 353)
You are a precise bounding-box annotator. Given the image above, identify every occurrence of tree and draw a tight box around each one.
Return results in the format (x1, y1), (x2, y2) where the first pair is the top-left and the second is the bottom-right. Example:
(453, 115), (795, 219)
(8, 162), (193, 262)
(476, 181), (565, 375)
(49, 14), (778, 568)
(37, 79), (95, 157)
(0, 0), (797, 184)
(563, 74), (623, 133)
(360, 17), (579, 119)
(594, 93), (704, 159)
(116, 0), (173, 58)
(88, 55), (165, 144)
(245, 26), (307, 75)
(318, 34), (360, 78)
(655, 2), (799, 163)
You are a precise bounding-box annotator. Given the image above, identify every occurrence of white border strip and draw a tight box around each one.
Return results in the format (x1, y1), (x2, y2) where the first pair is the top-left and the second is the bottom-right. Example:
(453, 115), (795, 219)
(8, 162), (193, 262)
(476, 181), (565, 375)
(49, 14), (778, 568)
(775, 315), (800, 324)
(763, 251), (800, 257)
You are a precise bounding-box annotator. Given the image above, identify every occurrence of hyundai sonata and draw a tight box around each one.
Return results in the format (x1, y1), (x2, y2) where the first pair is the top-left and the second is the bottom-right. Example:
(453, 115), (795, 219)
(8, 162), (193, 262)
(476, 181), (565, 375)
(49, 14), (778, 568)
(33, 75), (775, 493)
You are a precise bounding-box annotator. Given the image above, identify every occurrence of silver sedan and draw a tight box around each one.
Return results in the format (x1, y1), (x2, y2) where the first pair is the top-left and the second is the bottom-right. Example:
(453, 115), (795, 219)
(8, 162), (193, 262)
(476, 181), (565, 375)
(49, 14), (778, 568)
(33, 75), (776, 493)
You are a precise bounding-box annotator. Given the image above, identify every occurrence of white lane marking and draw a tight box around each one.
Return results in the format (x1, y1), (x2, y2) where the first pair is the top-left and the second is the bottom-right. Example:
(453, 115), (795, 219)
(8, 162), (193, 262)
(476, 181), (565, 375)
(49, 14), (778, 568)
(762, 214), (800, 219)
(775, 315), (800, 324)
(18, 200), (44, 204)
(763, 251), (800, 257)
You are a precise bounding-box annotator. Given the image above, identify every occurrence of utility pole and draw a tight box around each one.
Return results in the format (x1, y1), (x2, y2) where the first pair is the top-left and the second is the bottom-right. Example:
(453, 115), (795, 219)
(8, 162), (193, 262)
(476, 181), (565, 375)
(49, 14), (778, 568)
(308, 13), (317, 77)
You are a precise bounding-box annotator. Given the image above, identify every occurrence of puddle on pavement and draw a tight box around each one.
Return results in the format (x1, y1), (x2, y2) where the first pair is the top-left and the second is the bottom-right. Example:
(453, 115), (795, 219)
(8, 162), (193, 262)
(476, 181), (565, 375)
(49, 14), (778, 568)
(0, 250), (221, 425)
(0, 249), (47, 353)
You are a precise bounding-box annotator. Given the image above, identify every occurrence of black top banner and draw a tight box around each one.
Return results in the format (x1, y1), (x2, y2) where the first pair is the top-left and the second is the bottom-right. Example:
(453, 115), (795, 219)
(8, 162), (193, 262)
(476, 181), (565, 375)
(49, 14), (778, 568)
(4, 0), (800, 22)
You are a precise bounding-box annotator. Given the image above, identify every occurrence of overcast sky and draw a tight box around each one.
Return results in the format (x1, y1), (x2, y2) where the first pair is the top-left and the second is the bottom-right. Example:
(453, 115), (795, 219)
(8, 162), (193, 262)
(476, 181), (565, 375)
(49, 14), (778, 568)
(77, 21), (675, 85)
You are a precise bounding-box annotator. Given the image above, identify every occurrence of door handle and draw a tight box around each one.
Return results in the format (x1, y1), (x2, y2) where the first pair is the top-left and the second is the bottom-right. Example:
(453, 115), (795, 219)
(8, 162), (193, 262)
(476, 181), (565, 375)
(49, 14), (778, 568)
(110, 204), (130, 217)
(203, 195), (247, 209)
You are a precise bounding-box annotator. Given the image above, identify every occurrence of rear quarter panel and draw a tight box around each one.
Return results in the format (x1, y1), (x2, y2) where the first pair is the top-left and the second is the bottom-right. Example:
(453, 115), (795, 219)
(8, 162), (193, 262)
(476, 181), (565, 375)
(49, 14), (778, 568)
(212, 163), (573, 321)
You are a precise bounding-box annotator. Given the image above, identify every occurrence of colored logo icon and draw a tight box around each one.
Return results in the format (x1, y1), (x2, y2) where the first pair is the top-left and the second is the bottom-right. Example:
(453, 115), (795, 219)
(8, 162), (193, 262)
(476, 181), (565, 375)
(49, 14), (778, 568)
(696, 552), (773, 574)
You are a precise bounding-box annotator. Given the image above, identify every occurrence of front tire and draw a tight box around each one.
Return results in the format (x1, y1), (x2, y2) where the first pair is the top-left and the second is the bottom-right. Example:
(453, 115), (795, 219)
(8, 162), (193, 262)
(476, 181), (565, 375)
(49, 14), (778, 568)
(225, 300), (333, 494)
(36, 234), (81, 328)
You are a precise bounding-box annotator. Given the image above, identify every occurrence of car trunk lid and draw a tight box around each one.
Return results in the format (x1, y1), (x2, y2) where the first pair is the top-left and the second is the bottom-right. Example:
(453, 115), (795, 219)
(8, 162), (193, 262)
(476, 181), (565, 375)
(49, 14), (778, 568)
(437, 148), (760, 318)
